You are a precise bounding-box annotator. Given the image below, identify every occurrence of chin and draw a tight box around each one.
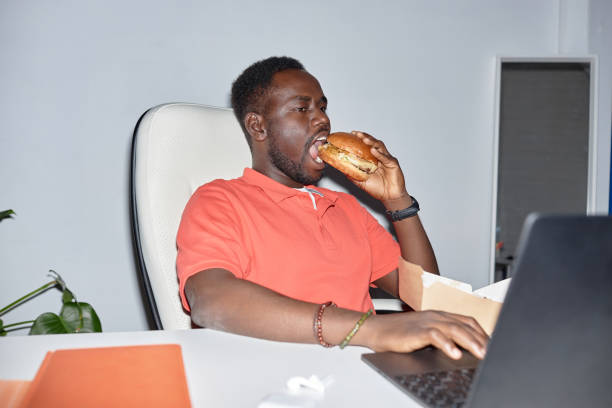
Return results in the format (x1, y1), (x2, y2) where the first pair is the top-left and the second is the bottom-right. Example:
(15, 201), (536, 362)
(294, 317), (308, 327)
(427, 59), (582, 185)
(291, 165), (321, 186)
(299, 172), (323, 186)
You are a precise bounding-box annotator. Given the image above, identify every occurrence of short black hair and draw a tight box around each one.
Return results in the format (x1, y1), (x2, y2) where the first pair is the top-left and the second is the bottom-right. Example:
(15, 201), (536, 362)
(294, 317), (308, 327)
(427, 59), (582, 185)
(230, 56), (305, 148)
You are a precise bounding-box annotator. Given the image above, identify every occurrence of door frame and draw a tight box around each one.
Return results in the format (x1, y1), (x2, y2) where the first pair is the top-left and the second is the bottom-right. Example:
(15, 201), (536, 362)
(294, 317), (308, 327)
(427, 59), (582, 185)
(489, 55), (599, 283)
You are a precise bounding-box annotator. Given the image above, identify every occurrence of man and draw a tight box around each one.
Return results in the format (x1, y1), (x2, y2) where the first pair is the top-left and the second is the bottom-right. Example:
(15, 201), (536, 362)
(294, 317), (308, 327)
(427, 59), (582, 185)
(177, 56), (487, 359)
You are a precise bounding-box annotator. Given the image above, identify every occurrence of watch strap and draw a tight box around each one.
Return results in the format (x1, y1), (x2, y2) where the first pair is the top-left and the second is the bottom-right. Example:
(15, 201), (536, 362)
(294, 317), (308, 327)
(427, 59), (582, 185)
(385, 195), (420, 222)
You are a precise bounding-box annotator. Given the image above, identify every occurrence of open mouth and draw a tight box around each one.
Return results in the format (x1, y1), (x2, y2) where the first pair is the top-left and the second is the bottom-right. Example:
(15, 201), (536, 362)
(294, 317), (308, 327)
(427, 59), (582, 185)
(309, 135), (328, 164)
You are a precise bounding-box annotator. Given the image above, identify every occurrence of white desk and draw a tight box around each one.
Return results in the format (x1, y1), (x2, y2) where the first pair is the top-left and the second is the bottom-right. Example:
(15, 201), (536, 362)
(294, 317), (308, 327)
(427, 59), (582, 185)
(0, 328), (420, 407)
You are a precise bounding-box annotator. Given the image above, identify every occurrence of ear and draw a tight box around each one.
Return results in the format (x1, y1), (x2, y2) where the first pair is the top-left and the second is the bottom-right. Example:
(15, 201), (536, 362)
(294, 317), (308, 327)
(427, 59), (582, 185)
(245, 112), (266, 143)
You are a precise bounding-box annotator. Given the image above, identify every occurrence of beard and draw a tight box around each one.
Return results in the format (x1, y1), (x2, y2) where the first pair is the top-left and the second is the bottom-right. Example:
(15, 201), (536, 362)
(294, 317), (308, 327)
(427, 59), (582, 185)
(267, 132), (322, 186)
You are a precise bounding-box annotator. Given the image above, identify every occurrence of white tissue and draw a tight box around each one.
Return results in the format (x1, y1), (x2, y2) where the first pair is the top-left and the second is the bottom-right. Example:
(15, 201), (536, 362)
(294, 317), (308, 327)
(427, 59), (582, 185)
(257, 375), (334, 408)
(286, 375), (334, 394)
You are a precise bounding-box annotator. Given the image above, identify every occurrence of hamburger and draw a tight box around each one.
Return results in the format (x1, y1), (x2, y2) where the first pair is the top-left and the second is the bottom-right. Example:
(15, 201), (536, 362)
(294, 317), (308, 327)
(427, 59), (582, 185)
(317, 132), (378, 181)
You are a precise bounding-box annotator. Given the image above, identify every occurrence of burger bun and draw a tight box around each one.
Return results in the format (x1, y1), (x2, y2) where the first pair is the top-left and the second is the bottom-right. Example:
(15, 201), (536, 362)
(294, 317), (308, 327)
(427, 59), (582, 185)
(318, 132), (378, 181)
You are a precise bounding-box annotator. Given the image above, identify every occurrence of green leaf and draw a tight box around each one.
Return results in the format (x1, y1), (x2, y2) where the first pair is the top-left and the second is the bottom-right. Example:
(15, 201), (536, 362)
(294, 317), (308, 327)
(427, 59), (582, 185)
(58, 303), (82, 332)
(0, 318), (4, 336)
(60, 302), (102, 333)
(78, 302), (102, 333)
(80, 303), (102, 333)
(0, 209), (15, 222)
(29, 312), (71, 335)
(62, 288), (75, 304)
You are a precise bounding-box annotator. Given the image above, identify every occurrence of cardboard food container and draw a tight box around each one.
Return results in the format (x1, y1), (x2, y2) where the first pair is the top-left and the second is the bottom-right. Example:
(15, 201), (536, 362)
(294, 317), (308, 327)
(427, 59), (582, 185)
(398, 260), (511, 335)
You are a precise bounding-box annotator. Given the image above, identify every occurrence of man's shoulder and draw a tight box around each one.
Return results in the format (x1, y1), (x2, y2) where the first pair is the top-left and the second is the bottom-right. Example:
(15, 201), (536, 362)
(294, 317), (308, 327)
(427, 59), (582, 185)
(186, 177), (252, 206)
(194, 176), (248, 195)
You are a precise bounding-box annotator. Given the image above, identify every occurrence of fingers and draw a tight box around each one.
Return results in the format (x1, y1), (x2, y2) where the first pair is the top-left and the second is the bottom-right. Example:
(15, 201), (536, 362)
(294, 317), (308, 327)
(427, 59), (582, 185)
(351, 130), (380, 145)
(347, 130), (406, 201)
(351, 130), (389, 153)
(425, 311), (488, 360)
(427, 327), (463, 359)
(351, 130), (396, 166)
(446, 312), (489, 340)
(370, 311), (490, 360)
(445, 322), (487, 360)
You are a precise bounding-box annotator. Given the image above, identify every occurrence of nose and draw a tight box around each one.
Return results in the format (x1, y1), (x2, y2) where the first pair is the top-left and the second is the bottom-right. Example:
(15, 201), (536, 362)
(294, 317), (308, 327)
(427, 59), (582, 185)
(312, 108), (330, 129)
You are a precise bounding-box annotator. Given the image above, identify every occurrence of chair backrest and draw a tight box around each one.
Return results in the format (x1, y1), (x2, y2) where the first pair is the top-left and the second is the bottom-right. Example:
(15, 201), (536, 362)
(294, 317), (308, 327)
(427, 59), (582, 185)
(131, 103), (250, 330)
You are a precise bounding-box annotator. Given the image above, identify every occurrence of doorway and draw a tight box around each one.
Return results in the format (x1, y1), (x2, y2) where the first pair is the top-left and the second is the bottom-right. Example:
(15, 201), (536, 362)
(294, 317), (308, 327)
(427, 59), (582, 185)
(491, 58), (595, 282)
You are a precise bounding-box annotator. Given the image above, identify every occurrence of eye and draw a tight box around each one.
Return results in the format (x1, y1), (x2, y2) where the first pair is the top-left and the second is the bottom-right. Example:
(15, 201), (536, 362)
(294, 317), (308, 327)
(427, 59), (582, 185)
(296, 106), (308, 112)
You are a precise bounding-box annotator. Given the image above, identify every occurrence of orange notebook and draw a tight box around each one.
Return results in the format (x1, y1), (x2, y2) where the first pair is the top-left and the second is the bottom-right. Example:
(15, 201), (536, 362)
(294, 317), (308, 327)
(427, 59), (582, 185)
(0, 380), (31, 408)
(19, 344), (191, 408)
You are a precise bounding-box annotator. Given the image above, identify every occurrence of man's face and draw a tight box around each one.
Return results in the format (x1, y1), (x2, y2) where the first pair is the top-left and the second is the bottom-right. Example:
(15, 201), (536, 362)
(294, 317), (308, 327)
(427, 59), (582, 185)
(263, 69), (330, 186)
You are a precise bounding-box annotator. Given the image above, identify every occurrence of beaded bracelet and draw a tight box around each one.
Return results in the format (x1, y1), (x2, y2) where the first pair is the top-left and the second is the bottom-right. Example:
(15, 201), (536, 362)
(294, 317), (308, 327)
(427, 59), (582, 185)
(339, 309), (373, 349)
(313, 301), (336, 347)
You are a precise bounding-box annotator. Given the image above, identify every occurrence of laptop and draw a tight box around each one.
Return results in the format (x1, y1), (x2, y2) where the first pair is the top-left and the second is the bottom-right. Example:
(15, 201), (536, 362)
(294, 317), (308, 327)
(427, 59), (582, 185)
(362, 214), (612, 408)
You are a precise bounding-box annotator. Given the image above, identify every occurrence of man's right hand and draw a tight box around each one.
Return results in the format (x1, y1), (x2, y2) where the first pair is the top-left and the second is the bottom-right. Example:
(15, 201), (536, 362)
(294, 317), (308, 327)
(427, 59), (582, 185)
(356, 310), (488, 360)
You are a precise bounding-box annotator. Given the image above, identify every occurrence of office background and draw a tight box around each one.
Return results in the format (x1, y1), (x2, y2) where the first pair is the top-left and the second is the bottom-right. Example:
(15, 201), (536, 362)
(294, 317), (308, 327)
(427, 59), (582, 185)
(1, 0), (611, 332)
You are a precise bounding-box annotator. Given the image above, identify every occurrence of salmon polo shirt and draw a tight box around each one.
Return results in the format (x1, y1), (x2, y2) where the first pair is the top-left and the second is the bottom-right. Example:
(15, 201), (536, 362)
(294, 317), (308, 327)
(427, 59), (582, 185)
(176, 167), (400, 313)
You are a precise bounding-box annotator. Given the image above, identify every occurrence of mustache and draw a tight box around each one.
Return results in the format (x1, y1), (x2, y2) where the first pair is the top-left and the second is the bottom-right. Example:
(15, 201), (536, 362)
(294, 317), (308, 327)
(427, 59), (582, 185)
(306, 125), (331, 146)
(317, 124), (331, 135)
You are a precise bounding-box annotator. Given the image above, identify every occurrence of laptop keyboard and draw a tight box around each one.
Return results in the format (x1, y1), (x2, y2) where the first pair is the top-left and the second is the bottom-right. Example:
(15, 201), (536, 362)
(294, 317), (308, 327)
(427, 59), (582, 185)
(394, 367), (475, 408)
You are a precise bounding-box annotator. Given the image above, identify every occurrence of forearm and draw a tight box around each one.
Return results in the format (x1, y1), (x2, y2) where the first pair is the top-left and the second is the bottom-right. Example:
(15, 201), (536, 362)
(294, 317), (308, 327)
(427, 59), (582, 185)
(185, 269), (488, 359)
(383, 194), (439, 274)
(185, 268), (367, 345)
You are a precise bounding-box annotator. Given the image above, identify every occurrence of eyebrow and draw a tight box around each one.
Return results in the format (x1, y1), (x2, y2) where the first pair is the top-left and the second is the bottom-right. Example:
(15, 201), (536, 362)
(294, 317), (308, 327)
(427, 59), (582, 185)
(292, 95), (328, 104)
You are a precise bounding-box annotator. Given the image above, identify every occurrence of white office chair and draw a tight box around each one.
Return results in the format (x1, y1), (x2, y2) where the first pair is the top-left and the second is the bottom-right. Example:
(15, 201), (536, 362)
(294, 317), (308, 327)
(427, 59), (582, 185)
(131, 103), (403, 330)
(131, 103), (250, 329)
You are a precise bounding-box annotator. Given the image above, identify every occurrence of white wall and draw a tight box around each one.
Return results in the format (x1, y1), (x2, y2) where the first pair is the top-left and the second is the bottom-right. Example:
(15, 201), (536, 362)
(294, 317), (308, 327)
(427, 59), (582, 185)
(589, 0), (612, 212)
(1, 0), (609, 332)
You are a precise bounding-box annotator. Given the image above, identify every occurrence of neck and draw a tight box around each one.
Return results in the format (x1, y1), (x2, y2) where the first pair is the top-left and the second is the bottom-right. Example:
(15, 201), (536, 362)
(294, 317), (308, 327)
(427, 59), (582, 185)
(251, 162), (303, 188)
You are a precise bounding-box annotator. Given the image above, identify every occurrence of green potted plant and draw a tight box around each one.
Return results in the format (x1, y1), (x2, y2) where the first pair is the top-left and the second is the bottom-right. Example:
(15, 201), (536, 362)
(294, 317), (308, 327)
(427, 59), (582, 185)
(0, 209), (102, 336)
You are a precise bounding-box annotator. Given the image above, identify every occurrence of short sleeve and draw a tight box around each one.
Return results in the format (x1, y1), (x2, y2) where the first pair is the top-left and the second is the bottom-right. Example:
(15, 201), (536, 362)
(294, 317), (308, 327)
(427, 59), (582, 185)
(176, 182), (250, 311)
(358, 203), (401, 283)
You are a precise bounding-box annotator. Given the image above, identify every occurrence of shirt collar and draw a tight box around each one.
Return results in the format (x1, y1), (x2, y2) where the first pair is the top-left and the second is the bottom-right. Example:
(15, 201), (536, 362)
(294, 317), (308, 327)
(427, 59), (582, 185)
(240, 168), (339, 204)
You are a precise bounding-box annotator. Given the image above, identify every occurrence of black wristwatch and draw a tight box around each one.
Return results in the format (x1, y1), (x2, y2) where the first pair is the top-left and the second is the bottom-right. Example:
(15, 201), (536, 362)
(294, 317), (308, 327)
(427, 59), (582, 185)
(385, 195), (420, 222)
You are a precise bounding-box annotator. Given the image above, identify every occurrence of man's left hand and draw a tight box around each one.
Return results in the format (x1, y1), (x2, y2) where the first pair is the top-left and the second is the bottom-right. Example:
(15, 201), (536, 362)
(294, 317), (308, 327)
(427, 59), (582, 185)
(349, 130), (407, 201)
